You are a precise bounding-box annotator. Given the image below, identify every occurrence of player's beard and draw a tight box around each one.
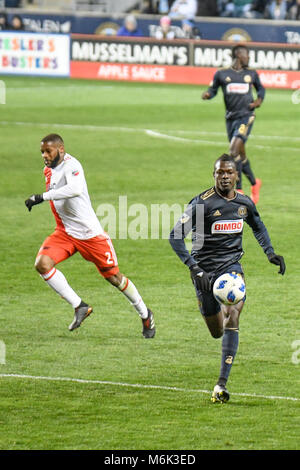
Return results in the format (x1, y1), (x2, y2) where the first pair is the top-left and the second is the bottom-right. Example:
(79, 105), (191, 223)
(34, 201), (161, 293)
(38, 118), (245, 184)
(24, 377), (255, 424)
(50, 151), (61, 168)
(217, 181), (234, 198)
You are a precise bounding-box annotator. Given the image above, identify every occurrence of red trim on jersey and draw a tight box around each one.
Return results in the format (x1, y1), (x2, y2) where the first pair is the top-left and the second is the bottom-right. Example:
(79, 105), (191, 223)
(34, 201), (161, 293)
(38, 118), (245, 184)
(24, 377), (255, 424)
(44, 166), (65, 232)
(44, 167), (52, 191)
(49, 201), (65, 231)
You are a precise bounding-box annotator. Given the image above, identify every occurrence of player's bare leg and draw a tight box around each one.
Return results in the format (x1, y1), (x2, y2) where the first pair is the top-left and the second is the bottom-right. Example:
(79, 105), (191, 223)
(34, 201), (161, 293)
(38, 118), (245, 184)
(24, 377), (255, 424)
(203, 311), (224, 339)
(35, 254), (55, 274)
(35, 254), (92, 331)
(106, 272), (155, 338)
(222, 300), (243, 329)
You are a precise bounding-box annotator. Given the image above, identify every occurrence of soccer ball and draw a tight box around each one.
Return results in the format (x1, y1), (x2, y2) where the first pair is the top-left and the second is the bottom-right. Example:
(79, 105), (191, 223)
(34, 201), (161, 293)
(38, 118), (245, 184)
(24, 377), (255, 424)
(213, 272), (246, 306)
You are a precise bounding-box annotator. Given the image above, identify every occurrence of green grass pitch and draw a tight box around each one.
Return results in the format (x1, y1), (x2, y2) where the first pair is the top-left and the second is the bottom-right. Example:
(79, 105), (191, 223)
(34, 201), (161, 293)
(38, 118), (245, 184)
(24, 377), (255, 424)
(0, 76), (299, 450)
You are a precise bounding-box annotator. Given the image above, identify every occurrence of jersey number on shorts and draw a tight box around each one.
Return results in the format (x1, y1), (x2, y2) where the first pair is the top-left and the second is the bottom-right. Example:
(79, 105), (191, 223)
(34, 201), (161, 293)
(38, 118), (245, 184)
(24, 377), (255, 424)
(105, 251), (114, 265)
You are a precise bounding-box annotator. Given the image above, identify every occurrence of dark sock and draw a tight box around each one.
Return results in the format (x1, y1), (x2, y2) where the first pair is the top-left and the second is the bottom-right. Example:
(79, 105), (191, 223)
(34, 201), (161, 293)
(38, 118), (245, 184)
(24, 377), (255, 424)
(234, 159), (243, 190)
(76, 300), (87, 310)
(242, 160), (256, 186)
(218, 328), (239, 386)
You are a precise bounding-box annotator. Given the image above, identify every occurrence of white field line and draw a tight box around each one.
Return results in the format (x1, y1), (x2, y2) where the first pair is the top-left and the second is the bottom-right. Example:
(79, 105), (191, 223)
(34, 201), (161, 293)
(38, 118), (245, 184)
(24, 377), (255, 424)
(146, 129), (225, 146)
(145, 129), (299, 152)
(5, 85), (114, 91)
(1, 120), (300, 151)
(158, 129), (300, 142)
(0, 373), (299, 402)
(0, 120), (137, 133)
(145, 129), (213, 144)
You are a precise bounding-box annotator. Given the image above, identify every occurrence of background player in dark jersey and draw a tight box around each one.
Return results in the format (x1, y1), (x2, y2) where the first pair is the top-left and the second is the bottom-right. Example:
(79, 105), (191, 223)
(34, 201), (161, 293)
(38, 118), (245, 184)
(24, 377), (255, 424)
(169, 154), (285, 403)
(202, 44), (265, 205)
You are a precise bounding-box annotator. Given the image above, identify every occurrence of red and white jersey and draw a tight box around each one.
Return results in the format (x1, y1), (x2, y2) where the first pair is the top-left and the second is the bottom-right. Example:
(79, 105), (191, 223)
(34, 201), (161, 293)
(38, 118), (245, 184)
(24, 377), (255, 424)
(42, 153), (104, 240)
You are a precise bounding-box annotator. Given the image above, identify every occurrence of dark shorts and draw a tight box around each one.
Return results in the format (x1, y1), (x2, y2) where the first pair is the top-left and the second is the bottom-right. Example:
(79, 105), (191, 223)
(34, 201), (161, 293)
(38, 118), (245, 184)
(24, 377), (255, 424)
(193, 263), (245, 317)
(226, 115), (255, 143)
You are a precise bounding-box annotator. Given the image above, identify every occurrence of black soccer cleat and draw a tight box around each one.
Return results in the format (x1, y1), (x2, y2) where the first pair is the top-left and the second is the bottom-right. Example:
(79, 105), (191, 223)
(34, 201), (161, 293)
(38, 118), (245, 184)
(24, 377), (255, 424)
(142, 308), (155, 338)
(69, 302), (93, 331)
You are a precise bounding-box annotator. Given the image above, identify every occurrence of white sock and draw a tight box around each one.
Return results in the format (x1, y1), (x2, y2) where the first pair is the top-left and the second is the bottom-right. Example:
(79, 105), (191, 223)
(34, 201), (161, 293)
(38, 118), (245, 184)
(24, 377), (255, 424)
(41, 267), (81, 309)
(118, 276), (148, 319)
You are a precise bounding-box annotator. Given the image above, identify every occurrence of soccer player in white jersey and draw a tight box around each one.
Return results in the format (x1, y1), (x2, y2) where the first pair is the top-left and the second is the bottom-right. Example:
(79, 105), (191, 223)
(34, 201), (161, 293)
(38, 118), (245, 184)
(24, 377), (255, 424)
(25, 134), (155, 338)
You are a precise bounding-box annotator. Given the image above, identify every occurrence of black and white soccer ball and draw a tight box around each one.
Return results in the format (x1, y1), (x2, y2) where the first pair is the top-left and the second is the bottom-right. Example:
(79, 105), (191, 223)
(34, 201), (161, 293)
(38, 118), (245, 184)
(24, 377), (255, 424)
(213, 272), (246, 306)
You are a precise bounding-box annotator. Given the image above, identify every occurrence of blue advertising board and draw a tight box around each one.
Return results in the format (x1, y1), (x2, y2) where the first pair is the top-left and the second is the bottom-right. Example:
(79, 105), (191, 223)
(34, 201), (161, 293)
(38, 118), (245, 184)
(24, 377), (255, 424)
(4, 11), (300, 44)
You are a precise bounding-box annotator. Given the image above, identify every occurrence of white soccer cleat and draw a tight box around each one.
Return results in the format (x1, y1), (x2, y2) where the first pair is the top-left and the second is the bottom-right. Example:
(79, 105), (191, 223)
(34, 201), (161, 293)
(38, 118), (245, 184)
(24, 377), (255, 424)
(211, 384), (230, 403)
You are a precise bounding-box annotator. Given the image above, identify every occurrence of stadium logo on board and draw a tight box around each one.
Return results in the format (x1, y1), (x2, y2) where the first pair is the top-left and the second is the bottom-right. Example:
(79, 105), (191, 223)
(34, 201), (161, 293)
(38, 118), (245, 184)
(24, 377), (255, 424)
(222, 28), (251, 42)
(94, 22), (120, 36)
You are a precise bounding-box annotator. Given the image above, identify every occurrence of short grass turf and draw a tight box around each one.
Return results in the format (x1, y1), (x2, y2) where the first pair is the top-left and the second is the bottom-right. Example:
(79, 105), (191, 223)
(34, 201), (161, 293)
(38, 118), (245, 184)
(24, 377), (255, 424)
(0, 76), (299, 450)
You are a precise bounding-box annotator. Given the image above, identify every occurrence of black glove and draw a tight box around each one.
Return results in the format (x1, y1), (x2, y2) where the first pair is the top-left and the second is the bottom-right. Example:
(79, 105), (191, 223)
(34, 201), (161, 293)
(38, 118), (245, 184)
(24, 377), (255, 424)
(25, 194), (44, 212)
(190, 264), (211, 292)
(267, 252), (286, 275)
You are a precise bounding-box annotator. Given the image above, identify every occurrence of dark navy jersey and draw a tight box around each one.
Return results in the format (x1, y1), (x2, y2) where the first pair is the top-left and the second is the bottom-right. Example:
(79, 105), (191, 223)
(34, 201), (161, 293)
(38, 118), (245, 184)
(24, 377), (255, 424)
(169, 187), (274, 275)
(207, 67), (265, 120)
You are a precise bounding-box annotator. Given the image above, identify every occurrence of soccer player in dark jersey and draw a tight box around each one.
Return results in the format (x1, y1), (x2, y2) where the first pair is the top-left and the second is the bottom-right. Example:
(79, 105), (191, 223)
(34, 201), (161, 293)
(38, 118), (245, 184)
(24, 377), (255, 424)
(202, 44), (265, 204)
(169, 154), (285, 402)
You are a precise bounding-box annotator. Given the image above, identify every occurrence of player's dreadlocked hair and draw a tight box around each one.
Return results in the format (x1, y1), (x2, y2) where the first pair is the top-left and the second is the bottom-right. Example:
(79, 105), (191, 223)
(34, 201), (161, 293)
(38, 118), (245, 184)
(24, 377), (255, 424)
(214, 154), (237, 170)
(232, 44), (248, 59)
(41, 133), (64, 145)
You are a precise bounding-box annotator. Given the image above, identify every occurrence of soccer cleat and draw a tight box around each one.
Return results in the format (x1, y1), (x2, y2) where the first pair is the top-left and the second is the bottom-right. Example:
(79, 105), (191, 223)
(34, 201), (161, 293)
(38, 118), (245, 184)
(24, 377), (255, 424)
(211, 384), (230, 403)
(142, 308), (156, 338)
(236, 189), (244, 195)
(250, 178), (262, 205)
(69, 302), (93, 331)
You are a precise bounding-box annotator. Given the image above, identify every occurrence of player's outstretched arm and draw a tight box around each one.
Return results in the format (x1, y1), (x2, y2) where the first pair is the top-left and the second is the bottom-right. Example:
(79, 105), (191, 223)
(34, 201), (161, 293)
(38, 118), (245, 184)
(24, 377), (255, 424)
(252, 70), (265, 108)
(169, 200), (198, 267)
(245, 200), (285, 275)
(25, 194), (44, 212)
(202, 71), (220, 101)
(267, 252), (286, 275)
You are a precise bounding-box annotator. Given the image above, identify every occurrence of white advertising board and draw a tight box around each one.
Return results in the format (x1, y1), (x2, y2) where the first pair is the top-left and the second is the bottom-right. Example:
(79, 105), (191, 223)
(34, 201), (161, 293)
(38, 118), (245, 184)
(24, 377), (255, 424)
(0, 32), (70, 76)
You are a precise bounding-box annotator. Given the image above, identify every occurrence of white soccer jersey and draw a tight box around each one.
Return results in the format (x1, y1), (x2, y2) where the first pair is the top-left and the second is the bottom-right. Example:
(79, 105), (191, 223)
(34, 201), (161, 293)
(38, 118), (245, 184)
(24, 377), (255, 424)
(42, 153), (104, 240)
